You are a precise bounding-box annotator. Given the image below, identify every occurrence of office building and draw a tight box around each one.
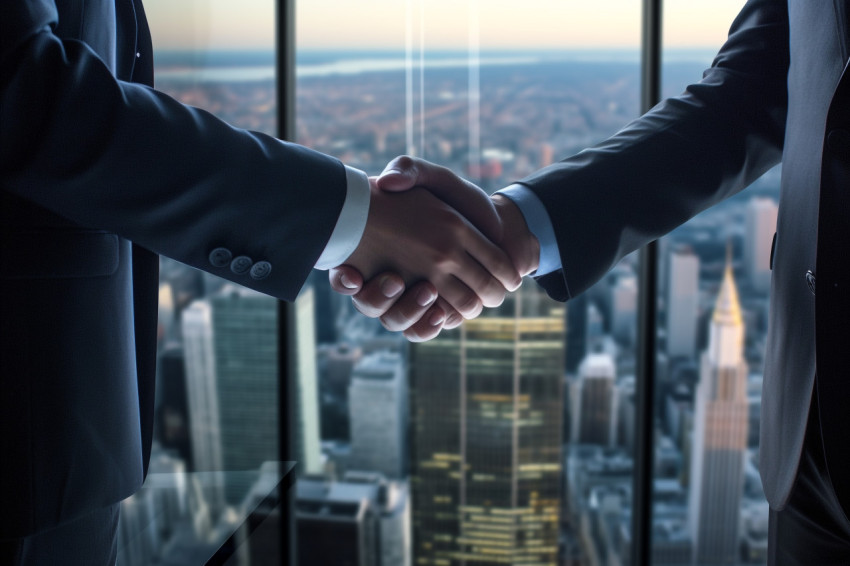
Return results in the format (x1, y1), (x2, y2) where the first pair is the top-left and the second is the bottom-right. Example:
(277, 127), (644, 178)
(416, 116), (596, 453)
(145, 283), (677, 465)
(688, 263), (749, 564)
(209, 288), (279, 502)
(184, 285), (323, 491)
(565, 293), (589, 375)
(349, 351), (407, 478)
(292, 285), (324, 475)
(744, 197), (778, 294)
(296, 472), (410, 566)
(667, 249), (700, 359)
(410, 283), (564, 566)
(611, 274), (638, 346)
(573, 353), (617, 447)
(182, 288), (278, 505)
(182, 301), (224, 476)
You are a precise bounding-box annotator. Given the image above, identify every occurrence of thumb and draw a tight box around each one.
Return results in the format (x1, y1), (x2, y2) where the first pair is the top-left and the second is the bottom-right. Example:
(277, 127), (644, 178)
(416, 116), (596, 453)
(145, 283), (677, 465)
(329, 265), (363, 296)
(376, 156), (503, 242)
(376, 155), (419, 192)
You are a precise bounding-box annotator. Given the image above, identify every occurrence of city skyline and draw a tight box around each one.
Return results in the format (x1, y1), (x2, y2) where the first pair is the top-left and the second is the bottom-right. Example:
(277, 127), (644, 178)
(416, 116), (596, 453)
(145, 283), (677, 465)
(133, 17), (779, 562)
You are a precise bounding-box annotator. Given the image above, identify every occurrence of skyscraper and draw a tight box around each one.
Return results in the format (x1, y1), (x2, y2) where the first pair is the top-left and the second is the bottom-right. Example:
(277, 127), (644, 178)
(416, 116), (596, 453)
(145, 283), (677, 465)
(573, 353), (617, 447)
(349, 351), (408, 478)
(292, 285), (324, 475)
(611, 274), (638, 346)
(410, 283), (564, 566)
(182, 300), (223, 475)
(744, 197), (778, 294)
(296, 472), (411, 566)
(565, 293), (588, 375)
(688, 263), (749, 565)
(183, 287), (278, 504)
(667, 248), (700, 359)
(209, 287), (278, 500)
(183, 285), (323, 494)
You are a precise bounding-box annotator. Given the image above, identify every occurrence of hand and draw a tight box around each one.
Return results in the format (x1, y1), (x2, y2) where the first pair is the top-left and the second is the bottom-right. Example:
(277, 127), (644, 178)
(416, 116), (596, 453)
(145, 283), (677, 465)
(329, 267), (461, 341)
(339, 177), (522, 320)
(379, 156), (540, 276)
(331, 157), (540, 341)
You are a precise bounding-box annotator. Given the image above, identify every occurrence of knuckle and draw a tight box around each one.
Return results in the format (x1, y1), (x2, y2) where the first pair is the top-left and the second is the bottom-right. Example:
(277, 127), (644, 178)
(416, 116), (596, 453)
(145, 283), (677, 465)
(457, 294), (483, 318)
(396, 155), (415, 169)
(352, 299), (383, 319)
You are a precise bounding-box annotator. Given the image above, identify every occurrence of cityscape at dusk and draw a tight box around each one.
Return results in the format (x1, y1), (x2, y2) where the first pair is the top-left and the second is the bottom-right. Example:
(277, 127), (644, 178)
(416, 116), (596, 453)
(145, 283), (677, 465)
(114, 2), (779, 563)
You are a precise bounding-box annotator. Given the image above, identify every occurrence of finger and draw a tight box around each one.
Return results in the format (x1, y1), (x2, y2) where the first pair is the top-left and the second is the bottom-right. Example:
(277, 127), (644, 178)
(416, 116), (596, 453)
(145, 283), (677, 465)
(435, 297), (464, 329)
(461, 224), (523, 293)
(431, 276), (484, 320)
(379, 281), (439, 332)
(403, 304), (448, 342)
(350, 273), (405, 318)
(449, 253), (508, 309)
(329, 265), (363, 296)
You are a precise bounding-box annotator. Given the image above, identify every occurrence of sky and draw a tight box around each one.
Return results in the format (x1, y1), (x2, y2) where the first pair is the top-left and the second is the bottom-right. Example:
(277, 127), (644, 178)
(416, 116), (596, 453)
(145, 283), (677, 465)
(143, 0), (746, 51)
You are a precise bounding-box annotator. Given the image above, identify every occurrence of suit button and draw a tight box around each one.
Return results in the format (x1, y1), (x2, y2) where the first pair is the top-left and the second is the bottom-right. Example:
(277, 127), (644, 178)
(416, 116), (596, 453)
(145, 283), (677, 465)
(209, 247), (232, 267)
(250, 261), (272, 280)
(230, 256), (253, 274)
(806, 270), (816, 295)
(828, 129), (850, 161)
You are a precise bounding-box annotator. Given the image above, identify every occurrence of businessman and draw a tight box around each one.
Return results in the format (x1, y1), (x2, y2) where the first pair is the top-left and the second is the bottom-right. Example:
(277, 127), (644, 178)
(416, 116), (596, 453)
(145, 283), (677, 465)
(335, 1), (850, 562)
(0, 0), (520, 562)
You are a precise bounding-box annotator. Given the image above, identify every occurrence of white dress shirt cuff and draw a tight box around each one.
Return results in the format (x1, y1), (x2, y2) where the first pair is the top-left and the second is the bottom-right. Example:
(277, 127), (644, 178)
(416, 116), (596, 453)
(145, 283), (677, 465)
(496, 183), (562, 276)
(314, 165), (371, 270)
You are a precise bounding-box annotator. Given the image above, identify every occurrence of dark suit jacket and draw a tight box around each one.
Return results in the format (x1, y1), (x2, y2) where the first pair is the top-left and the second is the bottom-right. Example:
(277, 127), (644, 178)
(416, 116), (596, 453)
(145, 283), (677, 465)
(0, 0), (347, 537)
(524, 0), (850, 512)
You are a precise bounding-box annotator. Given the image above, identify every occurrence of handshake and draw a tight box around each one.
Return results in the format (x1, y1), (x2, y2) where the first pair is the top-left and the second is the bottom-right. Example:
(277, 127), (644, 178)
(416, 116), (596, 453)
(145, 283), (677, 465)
(329, 155), (541, 342)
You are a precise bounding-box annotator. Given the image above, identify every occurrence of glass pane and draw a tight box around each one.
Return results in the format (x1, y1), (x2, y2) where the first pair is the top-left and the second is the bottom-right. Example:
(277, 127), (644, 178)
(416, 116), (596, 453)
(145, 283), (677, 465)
(295, 2), (640, 564)
(118, 2), (282, 564)
(654, 2), (772, 564)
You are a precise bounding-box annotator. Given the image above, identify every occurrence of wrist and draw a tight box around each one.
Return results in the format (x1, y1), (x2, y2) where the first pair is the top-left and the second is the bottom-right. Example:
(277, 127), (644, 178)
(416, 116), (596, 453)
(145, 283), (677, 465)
(492, 194), (540, 276)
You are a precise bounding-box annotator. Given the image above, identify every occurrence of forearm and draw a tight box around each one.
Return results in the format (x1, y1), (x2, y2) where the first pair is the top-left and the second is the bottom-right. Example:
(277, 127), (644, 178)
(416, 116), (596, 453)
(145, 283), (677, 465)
(1, 28), (347, 301)
(523, 0), (789, 300)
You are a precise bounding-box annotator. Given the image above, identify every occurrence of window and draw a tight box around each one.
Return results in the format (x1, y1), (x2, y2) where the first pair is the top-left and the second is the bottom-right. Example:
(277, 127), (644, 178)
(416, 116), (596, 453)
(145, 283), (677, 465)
(652, 2), (772, 564)
(118, 2), (773, 564)
(118, 2), (287, 564)
(294, 2), (641, 564)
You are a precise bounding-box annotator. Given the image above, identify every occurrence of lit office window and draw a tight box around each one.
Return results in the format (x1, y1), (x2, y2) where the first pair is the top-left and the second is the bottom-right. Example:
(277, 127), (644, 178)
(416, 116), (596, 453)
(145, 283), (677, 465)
(117, 2), (286, 564)
(295, 2), (641, 564)
(653, 2), (772, 564)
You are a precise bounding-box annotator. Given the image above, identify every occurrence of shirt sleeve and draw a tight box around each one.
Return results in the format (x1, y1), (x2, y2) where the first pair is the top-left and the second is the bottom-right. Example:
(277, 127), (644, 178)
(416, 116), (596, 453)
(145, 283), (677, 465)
(314, 165), (371, 270)
(496, 183), (562, 276)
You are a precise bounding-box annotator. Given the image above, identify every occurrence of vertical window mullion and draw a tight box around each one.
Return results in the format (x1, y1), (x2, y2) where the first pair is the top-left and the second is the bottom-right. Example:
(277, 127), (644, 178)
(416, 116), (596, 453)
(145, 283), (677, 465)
(276, 0), (296, 563)
(633, 0), (662, 565)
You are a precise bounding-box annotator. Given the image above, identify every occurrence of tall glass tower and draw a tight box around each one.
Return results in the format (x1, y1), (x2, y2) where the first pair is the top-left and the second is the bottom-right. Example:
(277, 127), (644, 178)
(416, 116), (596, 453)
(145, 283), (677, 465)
(688, 262), (749, 564)
(410, 283), (565, 566)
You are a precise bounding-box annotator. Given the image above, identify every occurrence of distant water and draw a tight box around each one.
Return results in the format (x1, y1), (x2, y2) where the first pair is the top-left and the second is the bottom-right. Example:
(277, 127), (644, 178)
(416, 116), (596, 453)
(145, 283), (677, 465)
(153, 48), (717, 84)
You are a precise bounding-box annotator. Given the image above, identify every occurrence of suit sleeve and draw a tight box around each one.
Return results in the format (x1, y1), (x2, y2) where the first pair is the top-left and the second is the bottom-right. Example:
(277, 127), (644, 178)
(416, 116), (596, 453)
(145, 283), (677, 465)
(0, 1), (346, 302)
(523, 0), (790, 302)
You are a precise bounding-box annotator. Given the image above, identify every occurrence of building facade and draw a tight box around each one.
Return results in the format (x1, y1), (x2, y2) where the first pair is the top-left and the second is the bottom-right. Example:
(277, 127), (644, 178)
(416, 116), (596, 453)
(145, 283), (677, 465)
(410, 284), (565, 565)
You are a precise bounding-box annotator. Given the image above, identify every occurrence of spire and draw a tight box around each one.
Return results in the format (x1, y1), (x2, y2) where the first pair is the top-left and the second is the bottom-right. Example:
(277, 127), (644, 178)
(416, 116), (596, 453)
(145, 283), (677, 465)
(712, 248), (742, 326)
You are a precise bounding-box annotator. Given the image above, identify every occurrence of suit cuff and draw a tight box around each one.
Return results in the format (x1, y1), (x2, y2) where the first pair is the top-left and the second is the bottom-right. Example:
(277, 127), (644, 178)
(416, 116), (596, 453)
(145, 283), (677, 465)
(314, 165), (371, 270)
(496, 183), (562, 276)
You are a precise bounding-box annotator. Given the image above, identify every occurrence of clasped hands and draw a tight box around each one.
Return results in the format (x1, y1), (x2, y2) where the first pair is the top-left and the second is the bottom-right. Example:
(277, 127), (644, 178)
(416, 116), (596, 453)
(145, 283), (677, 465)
(331, 156), (540, 341)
